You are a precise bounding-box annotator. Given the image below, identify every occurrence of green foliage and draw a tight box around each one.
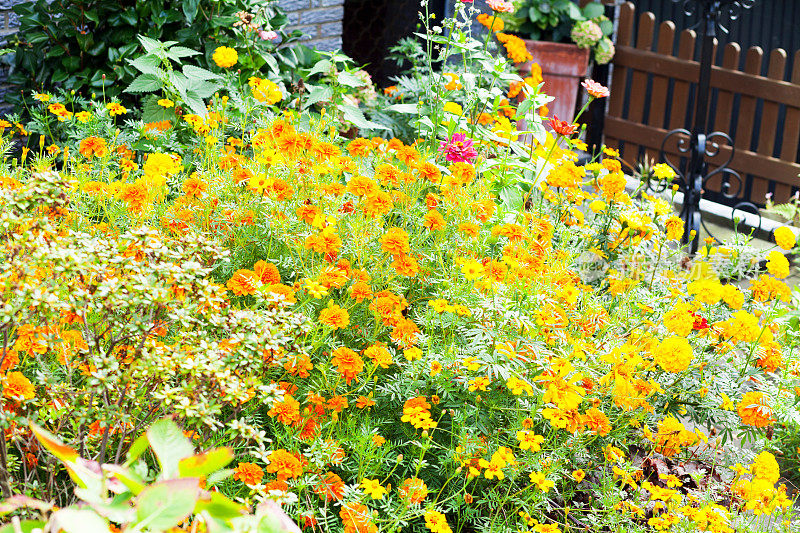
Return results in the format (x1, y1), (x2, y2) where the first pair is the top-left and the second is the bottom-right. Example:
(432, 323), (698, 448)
(504, 0), (611, 44)
(0, 418), (300, 532)
(6, 0), (299, 110)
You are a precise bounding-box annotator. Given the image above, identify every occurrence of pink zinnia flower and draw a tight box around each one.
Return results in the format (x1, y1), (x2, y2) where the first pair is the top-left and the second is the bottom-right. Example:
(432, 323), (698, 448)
(259, 30), (279, 41)
(439, 133), (478, 163)
(486, 0), (514, 12)
(581, 79), (610, 99)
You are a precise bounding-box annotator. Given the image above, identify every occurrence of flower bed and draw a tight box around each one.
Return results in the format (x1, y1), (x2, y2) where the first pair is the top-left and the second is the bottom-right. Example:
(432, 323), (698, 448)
(1, 5), (799, 533)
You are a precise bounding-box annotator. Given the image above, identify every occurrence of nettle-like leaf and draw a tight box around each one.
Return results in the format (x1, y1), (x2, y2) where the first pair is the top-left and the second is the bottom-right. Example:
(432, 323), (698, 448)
(125, 73), (161, 93)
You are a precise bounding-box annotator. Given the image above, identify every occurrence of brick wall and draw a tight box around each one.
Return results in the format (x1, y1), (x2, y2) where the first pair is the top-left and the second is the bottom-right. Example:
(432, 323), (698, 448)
(279, 0), (344, 51)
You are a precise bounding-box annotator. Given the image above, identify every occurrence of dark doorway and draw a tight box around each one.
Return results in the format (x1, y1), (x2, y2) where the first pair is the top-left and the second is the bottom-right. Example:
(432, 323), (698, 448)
(342, 0), (446, 86)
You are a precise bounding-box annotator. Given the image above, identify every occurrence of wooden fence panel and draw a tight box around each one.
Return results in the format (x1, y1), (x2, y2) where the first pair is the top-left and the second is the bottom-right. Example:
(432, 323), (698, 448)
(604, 2), (800, 205)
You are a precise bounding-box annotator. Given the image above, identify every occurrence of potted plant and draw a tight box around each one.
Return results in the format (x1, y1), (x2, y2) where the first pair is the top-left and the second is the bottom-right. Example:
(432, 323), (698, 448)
(499, 0), (614, 121)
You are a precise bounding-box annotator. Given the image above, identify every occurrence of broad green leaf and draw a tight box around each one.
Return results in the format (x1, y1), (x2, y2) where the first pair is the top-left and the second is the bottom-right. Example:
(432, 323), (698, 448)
(0, 520), (46, 533)
(29, 423), (78, 463)
(146, 418), (195, 478)
(182, 64), (221, 81)
(194, 491), (246, 520)
(168, 46), (202, 59)
(178, 448), (233, 478)
(135, 478), (200, 531)
(306, 59), (331, 78)
(124, 432), (150, 466)
(136, 35), (163, 54)
(582, 1), (605, 19)
(302, 85), (332, 109)
(183, 92), (209, 116)
(338, 104), (389, 132)
(336, 71), (364, 88)
(385, 103), (417, 114)
(182, 0), (200, 23)
(50, 509), (109, 533)
(125, 73), (161, 93)
(128, 55), (161, 75)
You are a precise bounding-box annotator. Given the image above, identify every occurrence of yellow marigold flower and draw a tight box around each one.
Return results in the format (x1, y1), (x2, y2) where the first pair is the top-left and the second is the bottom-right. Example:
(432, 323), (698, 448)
(572, 469), (586, 482)
(653, 336), (693, 373)
(664, 215), (684, 240)
(750, 451), (779, 484)
(720, 284), (744, 309)
(249, 77), (282, 105)
(528, 471), (554, 492)
(424, 510), (452, 533)
(774, 226), (796, 250)
(106, 102), (127, 116)
(360, 478), (388, 499)
(688, 278), (722, 305)
(652, 163), (675, 180)
(443, 101), (463, 115)
(74, 111), (92, 123)
(157, 98), (174, 108)
(516, 430), (544, 451)
(212, 46), (238, 68)
(765, 250), (790, 279)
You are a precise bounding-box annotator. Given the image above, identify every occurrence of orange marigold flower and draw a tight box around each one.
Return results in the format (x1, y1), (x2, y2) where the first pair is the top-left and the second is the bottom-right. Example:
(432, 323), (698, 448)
(79, 136), (108, 159)
(319, 302), (350, 329)
(226, 269), (260, 296)
(331, 347), (364, 385)
(391, 254), (420, 277)
(233, 462), (263, 485)
(737, 391), (774, 428)
(3, 371), (35, 400)
(266, 449), (304, 481)
(423, 210), (446, 231)
(340, 502), (377, 533)
(380, 227), (410, 256)
(254, 260), (281, 285)
(315, 471), (345, 501)
(399, 477), (429, 504)
(349, 282), (373, 302)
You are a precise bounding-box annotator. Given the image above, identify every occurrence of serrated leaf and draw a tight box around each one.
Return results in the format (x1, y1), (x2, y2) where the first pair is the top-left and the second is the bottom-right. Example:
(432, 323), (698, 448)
(302, 85), (332, 109)
(137, 35), (163, 54)
(183, 92), (209, 116)
(306, 59), (331, 78)
(125, 73), (160, 93)
(141, 95), (176, 124)
(146, 418), (195, 479)
(337, 71), (364, 88)
(187, 79), (222, 99)
(182, 64), (221, 81)
(338, 104), (389, 131)
(385, 103), (417, 114)
(168, 46), (202, 58)
(128, 55), (161, 75)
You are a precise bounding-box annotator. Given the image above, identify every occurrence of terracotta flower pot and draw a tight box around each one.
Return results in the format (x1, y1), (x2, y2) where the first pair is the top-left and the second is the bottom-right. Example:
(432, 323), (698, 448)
(518, 40), (590, 123)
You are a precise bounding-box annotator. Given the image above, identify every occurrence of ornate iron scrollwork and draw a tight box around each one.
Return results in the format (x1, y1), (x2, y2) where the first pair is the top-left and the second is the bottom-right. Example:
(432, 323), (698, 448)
(658, 0), (759, 253)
